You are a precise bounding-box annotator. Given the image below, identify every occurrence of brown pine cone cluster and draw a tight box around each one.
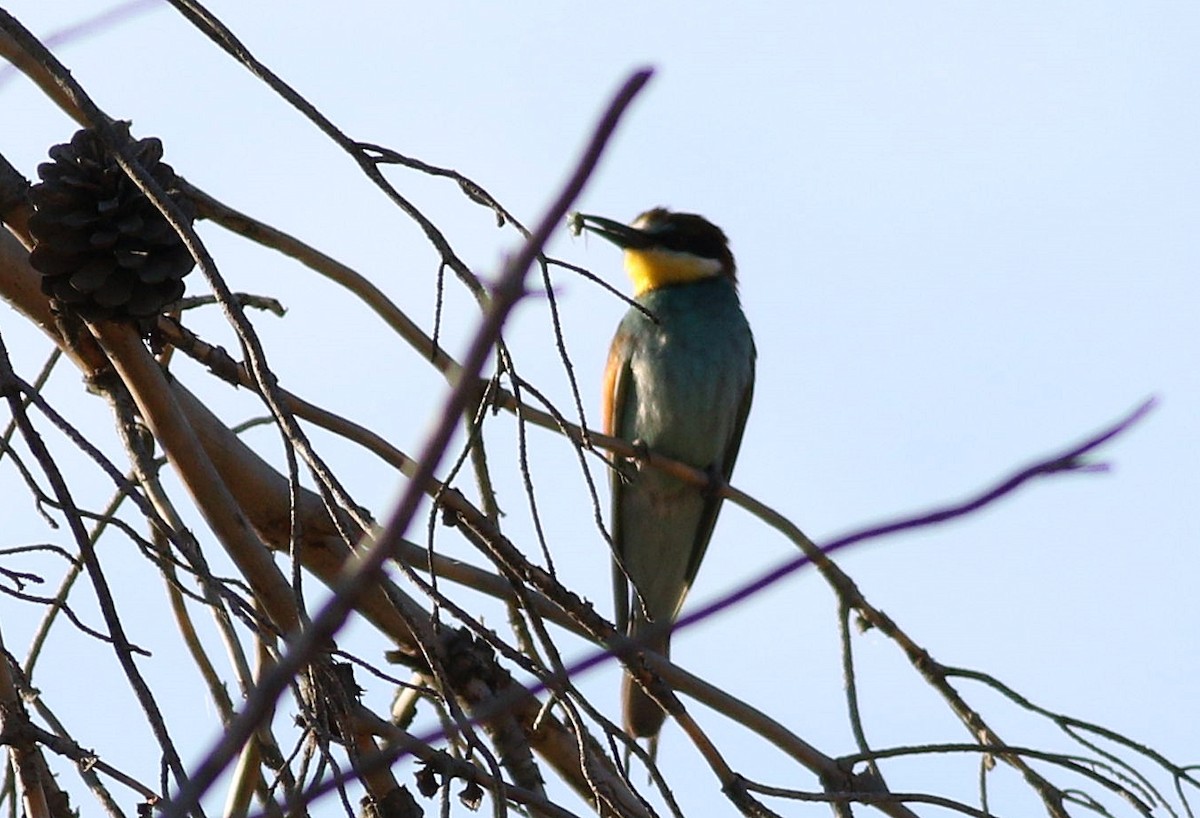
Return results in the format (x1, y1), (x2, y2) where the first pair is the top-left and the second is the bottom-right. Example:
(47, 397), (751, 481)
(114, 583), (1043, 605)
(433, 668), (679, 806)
(27, 123), (195, 326)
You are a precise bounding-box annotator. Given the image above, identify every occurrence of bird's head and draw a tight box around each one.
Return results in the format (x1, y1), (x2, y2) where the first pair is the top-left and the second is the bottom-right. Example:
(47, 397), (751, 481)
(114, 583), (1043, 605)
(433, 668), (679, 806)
(571, 207), (736, 297)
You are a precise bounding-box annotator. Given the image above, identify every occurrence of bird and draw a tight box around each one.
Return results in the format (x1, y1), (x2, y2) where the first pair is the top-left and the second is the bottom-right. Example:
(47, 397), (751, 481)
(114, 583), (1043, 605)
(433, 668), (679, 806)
(572, 207), (756, 739)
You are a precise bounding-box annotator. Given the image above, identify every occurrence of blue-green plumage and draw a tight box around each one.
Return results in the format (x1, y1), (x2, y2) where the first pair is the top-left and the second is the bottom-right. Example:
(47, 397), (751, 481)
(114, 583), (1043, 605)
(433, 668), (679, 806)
(609, 276), (755, 628)
(577, 208), (755, 739)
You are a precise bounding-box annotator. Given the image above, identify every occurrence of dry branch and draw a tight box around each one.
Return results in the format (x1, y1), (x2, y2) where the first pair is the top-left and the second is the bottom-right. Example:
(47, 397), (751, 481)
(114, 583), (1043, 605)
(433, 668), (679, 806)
(0, 6), (1190, 818)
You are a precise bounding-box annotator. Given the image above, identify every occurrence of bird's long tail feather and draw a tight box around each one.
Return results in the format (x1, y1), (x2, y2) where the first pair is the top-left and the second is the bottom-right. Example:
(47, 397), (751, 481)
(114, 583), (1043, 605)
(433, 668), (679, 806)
(622, 613), (671, 737)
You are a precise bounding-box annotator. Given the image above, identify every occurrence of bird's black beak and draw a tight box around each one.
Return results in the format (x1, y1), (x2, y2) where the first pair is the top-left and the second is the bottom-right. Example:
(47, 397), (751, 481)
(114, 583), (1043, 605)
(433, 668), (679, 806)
(569, 213), (655, 250)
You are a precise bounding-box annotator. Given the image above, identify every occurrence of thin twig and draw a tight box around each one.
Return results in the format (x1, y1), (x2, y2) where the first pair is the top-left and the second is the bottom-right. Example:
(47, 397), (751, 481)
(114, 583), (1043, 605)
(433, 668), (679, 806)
(0, 330), (195, 807)
(159, 66), (654, 818)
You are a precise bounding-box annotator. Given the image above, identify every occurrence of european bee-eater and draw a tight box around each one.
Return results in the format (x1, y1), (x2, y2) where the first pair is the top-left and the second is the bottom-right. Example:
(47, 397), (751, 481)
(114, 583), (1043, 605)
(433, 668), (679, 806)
(574, 207), (756, 738)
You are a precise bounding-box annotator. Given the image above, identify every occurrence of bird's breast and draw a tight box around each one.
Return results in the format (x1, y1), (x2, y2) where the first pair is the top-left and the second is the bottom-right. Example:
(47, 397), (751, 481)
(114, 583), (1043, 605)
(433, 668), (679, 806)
(620, 280), (754, 468)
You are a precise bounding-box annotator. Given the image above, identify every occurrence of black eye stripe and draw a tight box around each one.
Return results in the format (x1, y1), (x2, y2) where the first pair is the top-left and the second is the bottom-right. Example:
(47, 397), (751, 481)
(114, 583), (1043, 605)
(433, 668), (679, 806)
(653, 228), (727, 260)
(631, 208), (738, 277)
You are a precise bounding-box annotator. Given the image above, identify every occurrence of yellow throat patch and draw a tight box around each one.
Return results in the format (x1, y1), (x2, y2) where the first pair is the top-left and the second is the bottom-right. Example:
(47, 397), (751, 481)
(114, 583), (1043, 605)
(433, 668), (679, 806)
(624, 248), (724, 297)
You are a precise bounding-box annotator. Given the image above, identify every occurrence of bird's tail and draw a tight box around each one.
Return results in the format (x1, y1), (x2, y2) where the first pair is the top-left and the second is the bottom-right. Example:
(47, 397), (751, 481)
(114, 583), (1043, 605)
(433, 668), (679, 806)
(622, 612), (671, 738)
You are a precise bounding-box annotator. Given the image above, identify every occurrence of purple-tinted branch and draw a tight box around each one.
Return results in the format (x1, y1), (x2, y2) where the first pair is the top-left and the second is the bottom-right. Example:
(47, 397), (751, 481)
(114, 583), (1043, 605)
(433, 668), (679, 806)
(319, 399), (1157, 802)
(677, 397), (1156, 632)
(0, 1), (159, 87)
(161, 66), (653, 818)
(507, 398), (1157, 697)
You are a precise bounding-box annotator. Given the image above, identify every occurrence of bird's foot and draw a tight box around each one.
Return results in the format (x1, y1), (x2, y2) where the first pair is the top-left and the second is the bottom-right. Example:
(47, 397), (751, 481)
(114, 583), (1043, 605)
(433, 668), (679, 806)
(608, 439), (650, 483)
(630, 438), (650, 462)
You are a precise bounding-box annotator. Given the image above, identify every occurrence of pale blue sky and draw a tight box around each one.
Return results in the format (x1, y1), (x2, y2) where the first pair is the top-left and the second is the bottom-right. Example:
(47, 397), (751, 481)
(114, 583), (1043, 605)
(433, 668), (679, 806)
(2, 3), (1196, 816)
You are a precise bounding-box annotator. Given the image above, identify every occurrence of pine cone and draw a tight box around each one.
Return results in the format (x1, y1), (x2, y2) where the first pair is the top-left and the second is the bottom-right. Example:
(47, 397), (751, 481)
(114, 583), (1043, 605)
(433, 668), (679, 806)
(27, 123), (195, 326)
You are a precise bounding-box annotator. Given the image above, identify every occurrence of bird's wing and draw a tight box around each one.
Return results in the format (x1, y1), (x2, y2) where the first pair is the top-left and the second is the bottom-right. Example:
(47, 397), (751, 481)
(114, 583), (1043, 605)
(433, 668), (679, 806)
(682, 344), (756, 590)
(603, 323), (636, 634)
